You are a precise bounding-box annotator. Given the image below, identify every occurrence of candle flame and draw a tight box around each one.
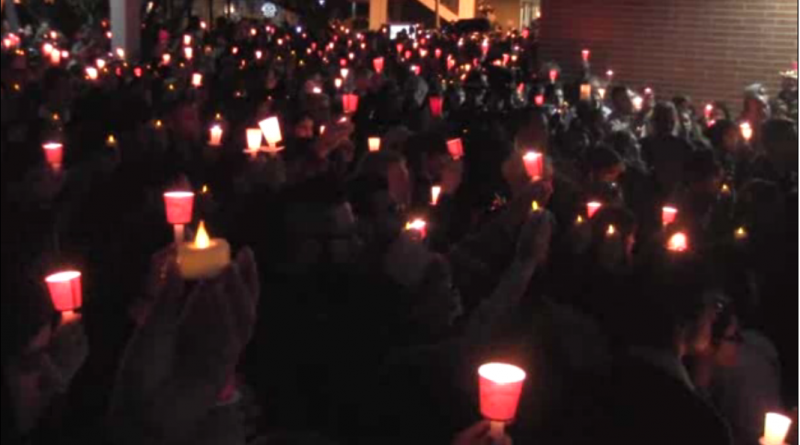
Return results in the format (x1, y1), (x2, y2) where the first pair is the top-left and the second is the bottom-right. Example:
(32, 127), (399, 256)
(576, 215), (584, 225)
(667, 232), (689, 252)
(531, 201), (540, 212)
(194, 221), (211, 249)
(721, 184), (731, 194)
(607, 225), (617, 237)
(405, 219), (427, 232)
(735, 227), (748, 240)
(46, 270), (82, 283)
(479, 363), (527, 384)
(107, 134), (116, 145)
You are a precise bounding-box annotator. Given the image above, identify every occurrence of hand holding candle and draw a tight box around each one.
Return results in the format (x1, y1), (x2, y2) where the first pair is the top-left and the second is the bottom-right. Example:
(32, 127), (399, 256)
(523, 151), (544, 181)
(405, 219), (428, 241)
(43, 142), (64, 172)
(478, 363), (527, 444)
(209, 125), (223, 146)
(258, 117), (283, 150)
(368, 137), (381, 152)
(662, 206), (678, 227)
(447, 139), (464, 161)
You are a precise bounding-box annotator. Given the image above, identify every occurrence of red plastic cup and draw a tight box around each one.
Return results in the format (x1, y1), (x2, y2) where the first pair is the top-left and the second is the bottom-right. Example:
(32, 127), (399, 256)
(479, 363), (527, 422)
(523, 151), (544, 180)
(447, 139), (464, 161)
(429, 96), (444, 118)
(164, 191), (195, 225)
(587, 202), (603, 219)
(42, 142), (64, 170)
(45, 271), (83, 313)
(662, 206), (678, 227)
(373, 57), (384, 74)
(343, 94), (359, 114)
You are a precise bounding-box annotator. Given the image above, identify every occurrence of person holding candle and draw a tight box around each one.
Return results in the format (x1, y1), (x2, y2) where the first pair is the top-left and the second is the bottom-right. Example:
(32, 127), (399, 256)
(641, 102), (697, 197)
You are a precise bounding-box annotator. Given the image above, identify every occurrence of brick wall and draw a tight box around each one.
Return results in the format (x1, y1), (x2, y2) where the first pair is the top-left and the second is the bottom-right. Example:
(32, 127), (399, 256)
(539, 0), (798, 114)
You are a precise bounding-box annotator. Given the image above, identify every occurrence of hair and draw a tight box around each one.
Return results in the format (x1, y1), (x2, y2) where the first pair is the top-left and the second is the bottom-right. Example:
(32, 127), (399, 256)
(354, 150), (406, 180)
(651, 102), (678, 137)
(761, 118), (798, 164)
(587, 145), (623, 176)
(683, 148), (721, 185)
(706, 119), (737, 151)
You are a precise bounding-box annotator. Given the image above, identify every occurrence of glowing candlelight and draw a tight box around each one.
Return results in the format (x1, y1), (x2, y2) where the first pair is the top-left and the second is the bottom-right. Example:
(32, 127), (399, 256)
(405, 218), (428, 240)
(523, 151), (544, 181)
(431, 186), (442, 206)
(177, 221), (231, 280)
(633, 96), (644, 111)
(435, 48), (442, 59)
(598, 88), (607, 100)
(183, 34), (192, 46)
(429, 96), (444, 118)
(116, 48), (125, 59)
(42, 43), (54, 56)
(662, 206), (678, 227)
(162, 54), (171, 65)
(606, 70), (614, 81)
(740, 122), (754, 142)
(259, 117), (282, 149)
(534, 94), (545, 107)
(735, 227), (748, 241)
(761, 413), (793, 445)
(721, 184), (731, 195)
(479, 362), (526, 444)
(705, 104), (714, 121)
(106, 134), (117, 148)
(447, 139), (464, 161)
(667, 232), (689, 253)
(342, 93), (359, 114)
(192, 73), (203, 87)
(341, 68), (350, 79)
(86, 67), (99, 80)
(582, 49), (590, 63)
(410, 65), (421, 76)
(531, 201), (541, 212)
(247, 128), (263, 152)
(368, 137), (381, 152)
(45, 271), (83, 318)
(549, 69), (558, 83)
(50, 49), (61, 65)
(587, 202), (603, 219)
(42, 142), (64, 172)
(580, 83), (592, 101)
(606, 225), (617, 237)
(373, 57), (385, 74)
(334, 78), (343, 89)
(184, 47), (193, 60)
(576, 215), (585, 225)
(209, 125), (223, 146)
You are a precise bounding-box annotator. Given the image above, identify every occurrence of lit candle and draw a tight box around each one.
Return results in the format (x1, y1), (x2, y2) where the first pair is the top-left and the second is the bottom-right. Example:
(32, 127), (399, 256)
(662, 206), (679, 227)
(741, 122), (754, 142)
(549, 69), (558, 84)
(164, 191), (195, 243)
(580, 83), (592, 101)
(705, 104), (714, 121)
(373, 57), (385, 74)
(177, 221), (231, 280)
(342, 93), (359, 115)
(42, 43), (54, 56)
(478, 363), (527, 444)
(534, 94), (545, 107)
(447, 57), (456, 71)
(45, 271), (83, 320)
(410, 65), (421, 76)
(667, 232), (689, 253)
(106, 134), (117, 148)
(606, 225), (617, 237)
(633, 96), (644, 111)
(435, 48), (442, 59)
(96, 58), (107, 69)
(116, 48), (125, 59)
(523, 151), (544, 181)
(183, 34), (192, 46)
(721, 184), (731, 195)
(341, 68), (350, 79)
(42, 142), (64, 172)
(598, 88), (607, 100)
(429, 96), (444, 118)
(735, 227), (748, 241)
(184, 47), (193, 61)
(447, 139), (464, 161)
(531, 201), (541, 212)
(762, 413), (793, 445)
(334, 78), (343, 89)
(258, 117), (282, 150)
(587, 202), (603, 219)
(209, 125), (223, 146)
(405, 218), (428, 241)
(606, 70), (614, 82)
(431, 186), (442, 206)
(247, 128), (263, 154)
(50, 49), (61, 65)
(368, 137), (381, 153)
(162, 54), (171, 65)
(86, 67), (99, 80)
(192, 73), (203, 87)
(582, 49), (590, 63)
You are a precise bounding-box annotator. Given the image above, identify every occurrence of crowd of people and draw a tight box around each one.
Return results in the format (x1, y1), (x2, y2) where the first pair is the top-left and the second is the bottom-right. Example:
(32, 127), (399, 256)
(0, 11), (798, 445)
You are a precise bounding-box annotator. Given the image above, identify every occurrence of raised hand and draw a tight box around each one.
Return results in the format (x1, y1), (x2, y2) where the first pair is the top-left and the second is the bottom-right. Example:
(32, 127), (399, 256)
(453, 421), (513, 445)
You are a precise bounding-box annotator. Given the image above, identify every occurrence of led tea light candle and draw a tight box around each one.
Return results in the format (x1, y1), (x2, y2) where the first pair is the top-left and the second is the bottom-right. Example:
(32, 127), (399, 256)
(735, 227), (748, 241)
(368, 137), (381, 153)
(478, 363), (527, 445)
(164, 191), (195, 243)
(523, 151), (544, 181)
(662, 206), (679, 227)
(45, 271), (83, 322)
(667, 232), (689, 253)
(431, 186), (442, 206)
(761, 413), (792, 445)
(447, 139), (464, 161)
(587, 202), (603, 219)
(177, 221), (231, 281)
(258, 117), (283, 151)
(42, 142), (64, 172)
(209, 125), (223, 146)
(429, 96), (444, 118)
